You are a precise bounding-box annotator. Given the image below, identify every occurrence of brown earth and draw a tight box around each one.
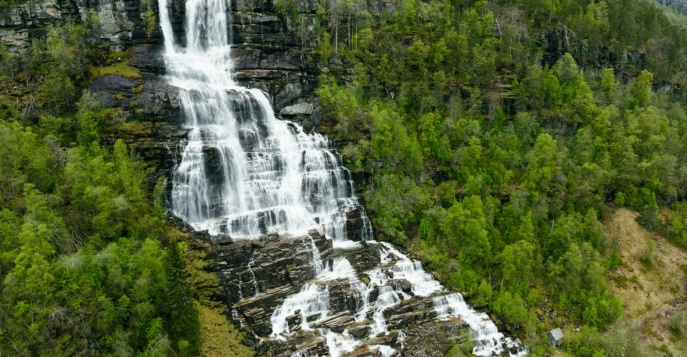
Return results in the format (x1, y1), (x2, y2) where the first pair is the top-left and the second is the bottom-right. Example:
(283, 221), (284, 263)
(605, 208), (687, 356)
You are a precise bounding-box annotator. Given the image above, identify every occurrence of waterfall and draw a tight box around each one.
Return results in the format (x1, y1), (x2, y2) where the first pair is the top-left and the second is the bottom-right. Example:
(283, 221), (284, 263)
(157, 0), (527, 355)
(159, 0), (361, 244)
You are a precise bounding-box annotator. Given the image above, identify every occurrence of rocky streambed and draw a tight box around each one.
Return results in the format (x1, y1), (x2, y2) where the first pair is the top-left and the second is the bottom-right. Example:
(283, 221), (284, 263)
(193, 226), (526, 357)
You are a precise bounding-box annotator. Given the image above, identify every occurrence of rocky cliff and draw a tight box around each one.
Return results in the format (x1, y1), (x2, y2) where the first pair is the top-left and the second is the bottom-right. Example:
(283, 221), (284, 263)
(203, 228), (473, 356)
(1, 0), (322, 186)
(0, 0), (157, 51)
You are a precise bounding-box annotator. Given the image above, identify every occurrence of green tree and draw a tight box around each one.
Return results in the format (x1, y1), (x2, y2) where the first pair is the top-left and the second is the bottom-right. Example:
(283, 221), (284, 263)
(164, 241), (201, 356)
(441, 196), (491, 266)
(632, 70), (653, 108)
(499, 240), (540, 290)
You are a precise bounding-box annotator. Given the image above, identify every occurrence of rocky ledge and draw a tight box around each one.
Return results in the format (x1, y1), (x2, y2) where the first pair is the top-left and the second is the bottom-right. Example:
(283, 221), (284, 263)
(199, 228), (477, 356)
(83, 1), (323, 189)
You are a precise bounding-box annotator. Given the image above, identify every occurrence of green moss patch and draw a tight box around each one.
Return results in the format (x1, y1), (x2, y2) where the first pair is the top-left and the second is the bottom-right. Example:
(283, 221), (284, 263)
(90, 61), (142, 79)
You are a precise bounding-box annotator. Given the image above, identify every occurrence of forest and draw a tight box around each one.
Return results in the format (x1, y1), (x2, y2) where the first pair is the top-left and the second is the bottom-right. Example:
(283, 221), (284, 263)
(0, 15), (259, 356)
(309, 0), (687, 355)
(0, 0), (686, 356)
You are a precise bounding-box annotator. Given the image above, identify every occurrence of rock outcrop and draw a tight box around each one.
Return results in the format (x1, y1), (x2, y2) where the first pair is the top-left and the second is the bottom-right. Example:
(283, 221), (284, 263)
(202, 230), (472, 356)
(0, 0), (323, 187)
(0, 0), (164, 52)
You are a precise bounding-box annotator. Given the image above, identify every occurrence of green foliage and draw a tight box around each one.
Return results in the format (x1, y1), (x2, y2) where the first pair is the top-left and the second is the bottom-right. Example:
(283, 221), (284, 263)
(366, 174), (431, 242)
(670, 311), (685, 333)
(494, 291), (528, 329)
(90, 60), (143, 79)
(164, 241), (201, 355)
(498, 240), (541, 291)
(141, 0), (157, 37)
(275, 0), (300, 24)
(0, 126), (203, 355)
(444, 343), (471, 356)
(39, 73), (78, 114)
(0, 12), (253, 357)
(312, 0), (687, 350)
(441, 196), (491, 266)
(0, 38), (202, 354)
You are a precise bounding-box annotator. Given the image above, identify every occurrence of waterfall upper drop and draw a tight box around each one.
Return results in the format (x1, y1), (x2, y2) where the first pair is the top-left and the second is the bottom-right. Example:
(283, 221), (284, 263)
(161, 0), (371, 244)
(158, 0), (527, 355)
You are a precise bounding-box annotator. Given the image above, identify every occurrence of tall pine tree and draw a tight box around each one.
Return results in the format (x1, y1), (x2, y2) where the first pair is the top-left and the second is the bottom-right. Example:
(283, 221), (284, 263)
(164, 240), (201, 356)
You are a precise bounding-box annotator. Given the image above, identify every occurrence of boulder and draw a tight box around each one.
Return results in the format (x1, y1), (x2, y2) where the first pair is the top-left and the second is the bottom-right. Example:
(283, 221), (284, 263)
(280, 102), (314, 116)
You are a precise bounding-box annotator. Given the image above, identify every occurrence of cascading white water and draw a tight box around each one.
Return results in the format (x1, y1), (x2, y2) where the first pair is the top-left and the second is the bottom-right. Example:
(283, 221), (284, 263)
(271, 283), (331, 336)
(434, 293), (528, 357)
(158, 0), (526, 355)
(160, 0), (366, 244)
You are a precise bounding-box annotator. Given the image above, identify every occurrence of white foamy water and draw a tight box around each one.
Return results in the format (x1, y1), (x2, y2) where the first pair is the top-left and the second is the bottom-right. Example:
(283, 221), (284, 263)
(270, 283), (330, 336)
(434, 293), (528, 357)
(326, 330), (359, 357)
(158, 0), (526, 355)
(159, 0), (370, 244)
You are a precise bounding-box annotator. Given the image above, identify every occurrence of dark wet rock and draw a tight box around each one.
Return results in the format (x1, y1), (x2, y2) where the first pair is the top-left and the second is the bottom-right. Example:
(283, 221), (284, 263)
(184, 216), (475, 356)
(90, 75), (140, 107)
(327, 279), (364, 313)
(345, 242), (383, 272)
(205, 229), (333, 333)
(215, 234), (233, 245)
(275, 82), (305, 109)
(349, 324), (371, 339)
(389, 279), (413, 295)
(129, 44), (166, 74)
(280, 102), (314, 116)
(312, 314), (355, 333)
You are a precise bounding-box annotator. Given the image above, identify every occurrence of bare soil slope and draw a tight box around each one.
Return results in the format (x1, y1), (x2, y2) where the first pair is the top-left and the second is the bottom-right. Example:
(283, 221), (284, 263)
(606, 208), (687, 356)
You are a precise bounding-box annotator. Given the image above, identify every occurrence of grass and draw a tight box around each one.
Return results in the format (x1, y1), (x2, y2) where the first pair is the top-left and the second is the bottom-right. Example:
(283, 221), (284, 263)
(180, 235), (254, 356)
(605, 208), (687, 356)
(197, 303), (254, 357)
(90, 61), (142, 79)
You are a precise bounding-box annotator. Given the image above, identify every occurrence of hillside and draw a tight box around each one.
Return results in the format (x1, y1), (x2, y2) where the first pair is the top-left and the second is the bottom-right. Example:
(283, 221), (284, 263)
(0, 0), (686, 356)
(310, 0), (687, 355)
(605, 208), (687, 356)
(654, 0), (687, 15)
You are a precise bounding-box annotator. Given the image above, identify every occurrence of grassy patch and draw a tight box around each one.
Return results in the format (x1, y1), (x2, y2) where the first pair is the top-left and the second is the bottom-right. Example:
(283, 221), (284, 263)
(197, 303), (254, 357)
(610, 274), (629, 288)
(90, 60), (142, 79)
(179, 236), (254, 356)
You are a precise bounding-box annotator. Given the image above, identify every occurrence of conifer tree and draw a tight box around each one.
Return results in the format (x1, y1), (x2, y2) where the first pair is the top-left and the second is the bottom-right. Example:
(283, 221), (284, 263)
(164, 241), (201, 356)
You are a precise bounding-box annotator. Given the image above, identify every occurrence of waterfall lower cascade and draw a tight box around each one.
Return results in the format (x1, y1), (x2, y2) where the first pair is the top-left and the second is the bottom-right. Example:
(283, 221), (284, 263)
(158, 0), (527, 355)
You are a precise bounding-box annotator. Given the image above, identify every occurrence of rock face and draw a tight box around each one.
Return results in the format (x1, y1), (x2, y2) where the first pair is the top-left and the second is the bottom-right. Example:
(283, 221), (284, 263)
(0, 0), (79, 51)
(203, 230), (472, 356)
(0, 0), (164, 52)
(0, 0), (322, 186)
(209, 229), (332, 336)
